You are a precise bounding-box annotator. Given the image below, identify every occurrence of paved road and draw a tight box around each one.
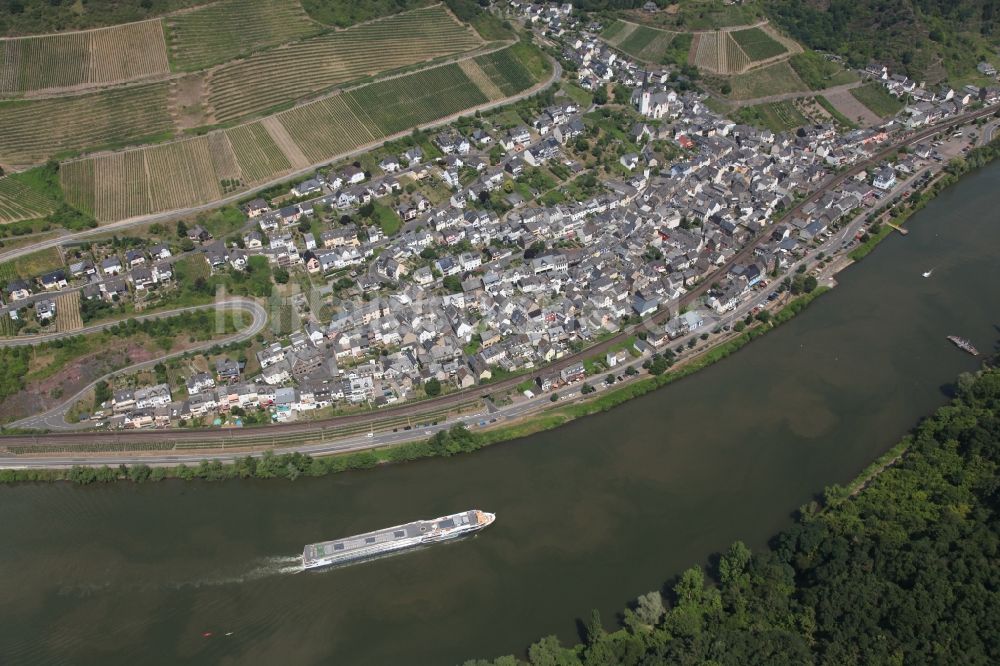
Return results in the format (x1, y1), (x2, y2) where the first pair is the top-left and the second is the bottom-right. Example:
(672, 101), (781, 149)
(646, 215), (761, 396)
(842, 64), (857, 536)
(0, 301), (260, 347)
(0, 102), (995, 461)
(6, 298), (267, 431)
(0, 55), (561, 267)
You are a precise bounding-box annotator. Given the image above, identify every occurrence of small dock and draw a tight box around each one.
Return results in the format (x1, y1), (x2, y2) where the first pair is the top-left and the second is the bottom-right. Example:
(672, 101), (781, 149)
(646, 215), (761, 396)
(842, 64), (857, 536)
(885, 221), (909, 235)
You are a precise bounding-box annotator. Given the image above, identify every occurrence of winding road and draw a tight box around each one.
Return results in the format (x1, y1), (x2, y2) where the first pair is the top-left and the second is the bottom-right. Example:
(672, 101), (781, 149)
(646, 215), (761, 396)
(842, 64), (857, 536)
(0, 94), (995, 464)
(6, 298), (267, 431)
(0, 56), (562, 266)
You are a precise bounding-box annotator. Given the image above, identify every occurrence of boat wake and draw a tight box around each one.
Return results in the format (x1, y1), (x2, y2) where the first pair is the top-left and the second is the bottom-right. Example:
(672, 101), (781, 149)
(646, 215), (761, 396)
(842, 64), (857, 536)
(180, 555), (305, 587)
(56, 556), (305, 597)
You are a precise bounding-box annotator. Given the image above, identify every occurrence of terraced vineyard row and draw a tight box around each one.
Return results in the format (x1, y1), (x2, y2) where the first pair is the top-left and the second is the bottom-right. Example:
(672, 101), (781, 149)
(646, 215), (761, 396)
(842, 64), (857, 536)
(730, 27), (787, 61)
(470, 49), (535, 97)
(55, 292), (83, 333)
(59, 44), (544, 224)
(58, 160), (95, 216)
(276, 95), (375, 164)
(145, 138), (223, 211)
(0, 175), (56, 223)
(691, 32), (720, 72)
(346, 63), (489, 135)
(0, 20), (169, 95)
(617, 25), (659, 57)
(226, 123), (292, 184)
(205, 5), (483, 123)
(0, 82), (174, 167)
(165, 0), (323, 72)
(90, 150), (151, 221)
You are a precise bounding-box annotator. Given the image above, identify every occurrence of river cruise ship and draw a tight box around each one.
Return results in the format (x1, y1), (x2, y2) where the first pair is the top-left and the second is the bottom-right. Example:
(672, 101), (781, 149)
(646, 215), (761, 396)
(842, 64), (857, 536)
(302, 509), (495, 570)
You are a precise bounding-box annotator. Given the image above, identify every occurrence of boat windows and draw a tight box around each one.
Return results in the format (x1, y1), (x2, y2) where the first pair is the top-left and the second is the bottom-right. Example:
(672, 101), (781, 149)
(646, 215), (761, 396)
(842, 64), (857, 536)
(333, 544), (344, 551)
(394, 530), (405, 538)
(365, 537), (376, 544)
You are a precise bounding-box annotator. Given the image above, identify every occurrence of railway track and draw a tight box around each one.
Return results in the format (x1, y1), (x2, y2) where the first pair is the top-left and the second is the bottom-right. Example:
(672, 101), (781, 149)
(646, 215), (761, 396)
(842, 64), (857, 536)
(1, 103), (995, 453)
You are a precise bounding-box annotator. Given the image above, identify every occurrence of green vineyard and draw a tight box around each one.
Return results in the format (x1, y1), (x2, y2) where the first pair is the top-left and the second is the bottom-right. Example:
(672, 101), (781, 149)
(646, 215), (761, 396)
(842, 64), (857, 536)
(165, 0), (323, 72)
(0, 82), (174, 167)
(226, 122), (293, 184)
(0, 20), (169, 95)
(730, 27), (787, 61)
(277, 95), (376, 165)
(0, 175), (56, 223)
(345, 63), (489, 135)
(51, 42), (545, 224)
(473, 49), (535, 97)
(205, 5), (483, 123)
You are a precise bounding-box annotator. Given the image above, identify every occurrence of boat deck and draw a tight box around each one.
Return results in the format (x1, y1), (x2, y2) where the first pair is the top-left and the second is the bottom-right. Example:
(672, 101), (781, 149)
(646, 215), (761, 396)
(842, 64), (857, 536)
(304, 511), (478, 563)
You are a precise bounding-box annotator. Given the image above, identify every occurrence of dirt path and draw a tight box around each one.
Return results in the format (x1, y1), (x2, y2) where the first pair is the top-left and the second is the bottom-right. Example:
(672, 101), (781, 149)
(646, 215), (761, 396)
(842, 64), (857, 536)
(261, 116), (310, 170)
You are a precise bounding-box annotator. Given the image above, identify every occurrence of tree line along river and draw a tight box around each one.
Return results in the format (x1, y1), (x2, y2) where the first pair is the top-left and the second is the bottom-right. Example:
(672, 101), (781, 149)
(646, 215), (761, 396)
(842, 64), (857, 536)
(1, 162), (998, 665)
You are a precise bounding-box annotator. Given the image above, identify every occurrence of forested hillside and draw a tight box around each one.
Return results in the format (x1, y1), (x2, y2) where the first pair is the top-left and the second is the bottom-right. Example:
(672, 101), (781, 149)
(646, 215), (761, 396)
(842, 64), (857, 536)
(467, 365), (1000, 665)
(0, 0), (438, 35)
(764, 0), (1000, 82)
(0, 0), (197, 35)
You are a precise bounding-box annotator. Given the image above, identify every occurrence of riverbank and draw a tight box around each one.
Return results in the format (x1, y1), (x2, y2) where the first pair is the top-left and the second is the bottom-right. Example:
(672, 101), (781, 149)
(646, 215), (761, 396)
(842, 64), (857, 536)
(5, 133), (1000, 481)
(0, 288), (831, 484)
(851, 134), (1000, 261)
(466, 362), (1000, 665)
(4, 156), (997, 665)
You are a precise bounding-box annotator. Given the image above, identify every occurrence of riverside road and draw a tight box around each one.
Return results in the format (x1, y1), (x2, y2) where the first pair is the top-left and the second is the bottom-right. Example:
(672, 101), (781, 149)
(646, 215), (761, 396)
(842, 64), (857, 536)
(0, 103), (995, 460)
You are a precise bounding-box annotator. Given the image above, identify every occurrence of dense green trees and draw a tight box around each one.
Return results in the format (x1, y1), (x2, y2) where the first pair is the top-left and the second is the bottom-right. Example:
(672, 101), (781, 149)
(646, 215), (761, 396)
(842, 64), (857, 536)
(765, 0), (1000, 79)
(466, 365), (1000, 665)
(0, 347), (30, 400)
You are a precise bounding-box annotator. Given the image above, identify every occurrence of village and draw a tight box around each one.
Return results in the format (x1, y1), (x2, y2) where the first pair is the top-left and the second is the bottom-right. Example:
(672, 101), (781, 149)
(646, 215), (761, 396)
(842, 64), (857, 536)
(1, 0), (996, 432)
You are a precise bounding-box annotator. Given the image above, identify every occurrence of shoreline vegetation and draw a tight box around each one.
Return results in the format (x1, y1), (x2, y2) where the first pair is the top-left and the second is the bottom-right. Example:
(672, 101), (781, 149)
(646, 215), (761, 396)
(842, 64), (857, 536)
(464, 362), (1000, 665)
(0, 285), (829, 484)
(850, 133), (1000, 261)
(4, 106), (1000, 487)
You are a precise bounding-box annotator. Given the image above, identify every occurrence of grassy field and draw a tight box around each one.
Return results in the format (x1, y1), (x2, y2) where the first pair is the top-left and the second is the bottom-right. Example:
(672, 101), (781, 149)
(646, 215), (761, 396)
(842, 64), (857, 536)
(850, 82), (905, 118)
(0, 20), (169, 95)
(165, 0), (322, 71)
(0, 82), (174, 167)
(730, 27), (787, 60)
(789, 50), (859, 90)
(734, 101), (807, 132)
(727, 60), (808, 100)
(0, 174), (56, 223)
(205, 5), (482, 123)
(0, 245), (63, 279)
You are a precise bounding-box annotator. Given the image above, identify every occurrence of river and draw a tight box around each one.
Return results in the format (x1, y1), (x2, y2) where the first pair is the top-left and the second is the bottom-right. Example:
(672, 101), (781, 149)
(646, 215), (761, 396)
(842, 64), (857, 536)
(2, 162), (998, 665)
